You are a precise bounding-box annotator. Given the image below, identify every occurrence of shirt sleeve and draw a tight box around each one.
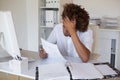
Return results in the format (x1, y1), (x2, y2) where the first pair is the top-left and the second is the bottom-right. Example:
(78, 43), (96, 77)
(47, 26), (57, 44)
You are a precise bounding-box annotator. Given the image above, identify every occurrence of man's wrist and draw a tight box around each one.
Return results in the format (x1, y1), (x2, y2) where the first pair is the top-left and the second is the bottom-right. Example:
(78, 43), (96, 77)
(70, 31), (77, 37)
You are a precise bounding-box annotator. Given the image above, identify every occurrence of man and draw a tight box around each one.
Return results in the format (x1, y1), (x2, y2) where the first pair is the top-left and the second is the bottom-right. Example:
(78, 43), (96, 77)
(40, 3), (93, 62)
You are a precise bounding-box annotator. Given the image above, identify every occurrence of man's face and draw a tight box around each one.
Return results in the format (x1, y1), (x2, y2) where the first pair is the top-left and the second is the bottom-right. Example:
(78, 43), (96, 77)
(63, 24), (70, 37)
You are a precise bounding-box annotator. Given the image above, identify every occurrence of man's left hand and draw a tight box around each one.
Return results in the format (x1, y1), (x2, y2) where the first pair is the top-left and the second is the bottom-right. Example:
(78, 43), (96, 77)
(63, 17), (76, 36)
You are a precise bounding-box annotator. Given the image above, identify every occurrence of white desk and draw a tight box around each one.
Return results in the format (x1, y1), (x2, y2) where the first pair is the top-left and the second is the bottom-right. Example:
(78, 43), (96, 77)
(0, 50), (99, 79)
(0, 50), (119, 80)
(0, 50), (39, 79)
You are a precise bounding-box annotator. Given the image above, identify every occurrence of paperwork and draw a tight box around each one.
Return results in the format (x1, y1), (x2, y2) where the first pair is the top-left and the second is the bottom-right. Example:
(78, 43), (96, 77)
(39, 38), (118, 80)
(41, 38), (66, 64)
(95, 64), (117, 76)
(69, 63), (103, 79)
(38, 63), (70, 80)
(40, 39), (69, 80)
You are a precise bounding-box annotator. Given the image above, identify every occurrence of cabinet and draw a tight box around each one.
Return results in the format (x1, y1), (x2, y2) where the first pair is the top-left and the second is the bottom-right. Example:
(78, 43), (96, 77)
(39, 0), (72, 39)
(95, 29), (120, 70)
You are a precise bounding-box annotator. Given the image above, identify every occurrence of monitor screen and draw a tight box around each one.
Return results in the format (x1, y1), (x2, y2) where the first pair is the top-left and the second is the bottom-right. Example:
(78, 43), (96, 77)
(0, 11), (20, 59)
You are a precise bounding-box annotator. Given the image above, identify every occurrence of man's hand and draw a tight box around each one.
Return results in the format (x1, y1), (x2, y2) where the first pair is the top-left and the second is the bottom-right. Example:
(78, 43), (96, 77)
(39, 48), (48, 59)
(63, 17), (76, 36)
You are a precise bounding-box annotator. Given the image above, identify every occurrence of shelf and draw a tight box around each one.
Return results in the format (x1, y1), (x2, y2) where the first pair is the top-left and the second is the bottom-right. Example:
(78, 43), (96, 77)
(40, 0), (73, 39)
(41, 26), (54, 28)
(40, 7), (59, 11)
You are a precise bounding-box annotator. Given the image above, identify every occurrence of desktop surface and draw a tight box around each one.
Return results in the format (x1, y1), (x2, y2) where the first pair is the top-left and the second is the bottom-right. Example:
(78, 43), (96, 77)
(0, 50), (120, 80)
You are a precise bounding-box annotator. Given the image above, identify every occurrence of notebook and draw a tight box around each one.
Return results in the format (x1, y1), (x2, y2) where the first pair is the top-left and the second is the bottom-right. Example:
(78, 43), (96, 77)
(69, 63), (103, 79)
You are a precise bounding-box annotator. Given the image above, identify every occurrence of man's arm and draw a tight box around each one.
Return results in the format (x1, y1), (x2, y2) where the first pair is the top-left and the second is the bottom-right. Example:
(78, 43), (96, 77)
(63, 17), (91, 62)
(71, 32), (90, 62)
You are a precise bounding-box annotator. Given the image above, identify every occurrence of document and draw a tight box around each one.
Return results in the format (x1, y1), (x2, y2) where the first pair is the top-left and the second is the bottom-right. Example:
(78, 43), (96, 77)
(41, 38), (66, 64)
(68, 63), (103, 79)
(38, 63), (70, 80)
(40, 38), (69, 80)
(95, 64), (117, 76)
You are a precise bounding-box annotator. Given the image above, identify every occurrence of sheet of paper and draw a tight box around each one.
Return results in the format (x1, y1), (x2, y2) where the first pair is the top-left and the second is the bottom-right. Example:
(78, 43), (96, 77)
(38, 63), (70, 80)
(95, 64), (117, 76)
(69, 63), (103, 79)
(41, 38), (66, 63)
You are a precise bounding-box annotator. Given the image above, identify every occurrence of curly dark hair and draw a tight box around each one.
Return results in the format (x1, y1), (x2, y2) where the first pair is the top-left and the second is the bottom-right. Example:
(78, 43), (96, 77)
(62, 3), (89, 32)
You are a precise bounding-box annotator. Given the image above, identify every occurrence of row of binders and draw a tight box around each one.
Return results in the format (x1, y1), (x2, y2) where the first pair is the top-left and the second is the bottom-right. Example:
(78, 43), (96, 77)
(41, 0), (60, 8)
(40, 10), (59, 27)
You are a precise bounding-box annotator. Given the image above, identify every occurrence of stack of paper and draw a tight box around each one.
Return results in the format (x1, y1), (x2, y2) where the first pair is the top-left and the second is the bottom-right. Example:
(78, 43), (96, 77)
(39, 38), (118, 80)
(40, 39), (69, 80)
(69, 63), (104, 79)
(95, 64), (117, 76)
(39, 63), (70, 80)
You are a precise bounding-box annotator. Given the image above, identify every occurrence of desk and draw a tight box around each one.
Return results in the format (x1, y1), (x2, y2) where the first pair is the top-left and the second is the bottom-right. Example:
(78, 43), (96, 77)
(0, 50), (39, 80)
(0, 50), (120, 80)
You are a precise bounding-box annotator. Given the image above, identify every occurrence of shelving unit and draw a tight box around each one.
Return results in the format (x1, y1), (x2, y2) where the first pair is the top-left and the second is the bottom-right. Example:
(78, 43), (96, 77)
(39, 0), (73, 39)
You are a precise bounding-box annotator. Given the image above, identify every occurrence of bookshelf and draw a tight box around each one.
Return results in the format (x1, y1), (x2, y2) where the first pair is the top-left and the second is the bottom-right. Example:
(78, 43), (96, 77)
(39, 0), (73, 39)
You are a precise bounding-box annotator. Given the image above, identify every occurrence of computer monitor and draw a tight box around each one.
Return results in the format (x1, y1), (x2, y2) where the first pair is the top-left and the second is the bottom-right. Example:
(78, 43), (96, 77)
(0, 11), (21, 59)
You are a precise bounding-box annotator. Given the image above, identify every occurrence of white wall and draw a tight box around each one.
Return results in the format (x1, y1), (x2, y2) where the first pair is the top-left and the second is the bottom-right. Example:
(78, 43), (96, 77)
(26, 0), (39, 51)
(73, 0), (120, 18)
(0, 0), (39, 52)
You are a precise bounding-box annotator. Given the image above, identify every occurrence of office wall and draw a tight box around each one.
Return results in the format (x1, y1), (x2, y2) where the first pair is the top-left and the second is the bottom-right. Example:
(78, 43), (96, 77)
(0, 0), (39, 52)
(26, 0), (39, 52)
(73, 0), (120, 18)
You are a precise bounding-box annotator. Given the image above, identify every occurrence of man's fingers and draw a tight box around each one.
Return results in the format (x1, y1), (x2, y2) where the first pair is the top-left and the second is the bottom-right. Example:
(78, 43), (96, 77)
(43, 53), (48, 58)
(39, 49), (48, 58)
(40, 49), (44, 53)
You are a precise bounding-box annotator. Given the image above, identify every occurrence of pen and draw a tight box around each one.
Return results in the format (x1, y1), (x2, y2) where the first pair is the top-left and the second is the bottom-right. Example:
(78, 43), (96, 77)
(35, 67), (39, 80)
(66, 66), (72, 80)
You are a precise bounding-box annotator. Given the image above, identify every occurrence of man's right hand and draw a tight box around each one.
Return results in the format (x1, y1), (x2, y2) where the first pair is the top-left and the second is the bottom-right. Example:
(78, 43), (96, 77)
(39, 48), (48, 59)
